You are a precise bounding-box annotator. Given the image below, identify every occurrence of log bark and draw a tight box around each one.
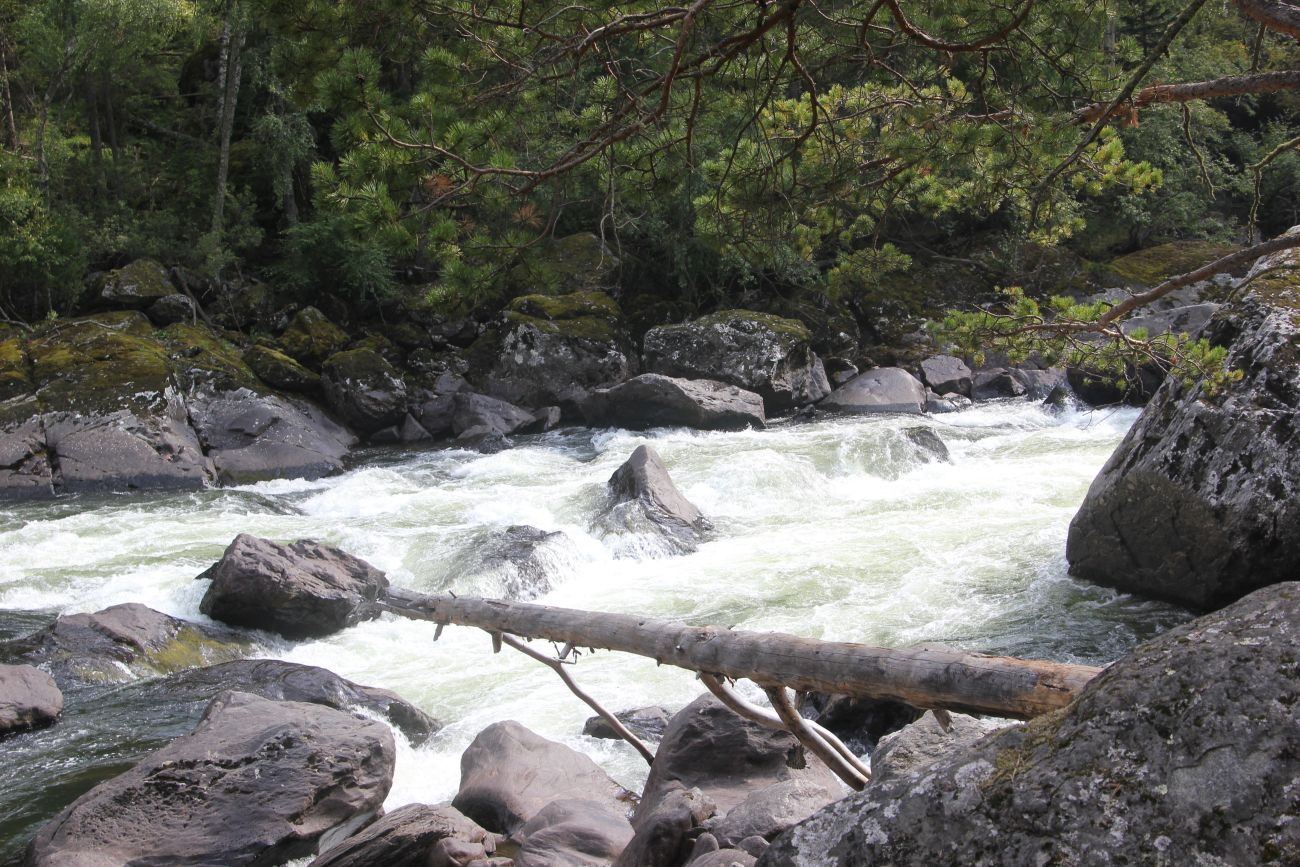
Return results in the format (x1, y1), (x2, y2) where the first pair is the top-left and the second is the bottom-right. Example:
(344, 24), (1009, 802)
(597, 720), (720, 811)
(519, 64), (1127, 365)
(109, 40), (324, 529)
(1075, 69), (1300, 124)
(381, 590), (1101, 720)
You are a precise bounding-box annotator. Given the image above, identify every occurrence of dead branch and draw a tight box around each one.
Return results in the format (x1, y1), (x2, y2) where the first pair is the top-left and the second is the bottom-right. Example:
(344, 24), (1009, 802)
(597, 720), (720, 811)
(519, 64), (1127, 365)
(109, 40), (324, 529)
(1073, 69), (1300, 124)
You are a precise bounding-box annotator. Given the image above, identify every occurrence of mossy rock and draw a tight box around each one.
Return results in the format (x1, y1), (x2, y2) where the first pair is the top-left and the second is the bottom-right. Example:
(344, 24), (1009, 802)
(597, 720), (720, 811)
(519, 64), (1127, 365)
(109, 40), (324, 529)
(99, 259), (175, 308)
(351, 332), (404, 365)
(0, 335), (31, 403)
(27, 314), (175, 414)
(1107, 240), (1244, 288)
(695, 309), (813, 342)
(243, 345), (322, 394)
(279, 306), (350, 368)
(505, 290), (623, 342)
(510, 232), (621, 295)
(161, 323), (259, 392)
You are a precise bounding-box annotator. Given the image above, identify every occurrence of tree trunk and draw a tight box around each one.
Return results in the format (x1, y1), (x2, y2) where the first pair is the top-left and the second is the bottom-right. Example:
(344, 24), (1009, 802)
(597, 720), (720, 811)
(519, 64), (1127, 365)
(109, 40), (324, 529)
(86, 78), (104, 197)
(1, 45), (18, 151)
(211, 1), (245, 238)
(381, 590), (1101, 719)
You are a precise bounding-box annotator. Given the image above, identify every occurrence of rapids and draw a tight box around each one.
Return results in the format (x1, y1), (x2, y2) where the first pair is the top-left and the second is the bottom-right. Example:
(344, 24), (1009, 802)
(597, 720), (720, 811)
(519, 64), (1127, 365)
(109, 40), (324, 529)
(0, 402), (1193, 861)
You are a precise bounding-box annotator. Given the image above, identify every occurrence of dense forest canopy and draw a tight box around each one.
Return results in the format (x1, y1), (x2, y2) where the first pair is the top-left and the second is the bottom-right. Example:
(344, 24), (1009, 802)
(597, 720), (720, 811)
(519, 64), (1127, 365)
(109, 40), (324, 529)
(0, 0), (1297, 329)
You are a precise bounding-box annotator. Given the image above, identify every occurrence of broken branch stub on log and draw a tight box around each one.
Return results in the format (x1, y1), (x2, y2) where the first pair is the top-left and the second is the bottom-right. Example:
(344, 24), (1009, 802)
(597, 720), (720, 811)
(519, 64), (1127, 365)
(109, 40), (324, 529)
(381, 590), (1100, 720)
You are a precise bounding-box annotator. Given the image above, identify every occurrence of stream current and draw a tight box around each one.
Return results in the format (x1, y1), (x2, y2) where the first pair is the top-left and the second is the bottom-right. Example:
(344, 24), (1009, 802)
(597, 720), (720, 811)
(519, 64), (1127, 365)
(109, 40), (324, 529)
(0, 401), (1193, 861)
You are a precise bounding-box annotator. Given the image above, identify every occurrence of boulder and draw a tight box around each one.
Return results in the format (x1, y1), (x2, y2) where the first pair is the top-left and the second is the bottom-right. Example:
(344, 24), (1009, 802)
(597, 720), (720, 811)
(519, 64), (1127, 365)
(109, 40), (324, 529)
(581, 374), (766, 431)
(98, 259), (174, 308)
(151, 659), (440, 745)
(614, 785), (717, 867)
(919, 355), (972, 397)
(322, 349), (409, 436)
(310, 804), (494, 867)
(244, 345), (323, 394)
(636, 693), (841, 822)
(797, 693), (922, 756)
(973, 366), (1067, 402)
(869, 710), (1011, 785)
(705, 779), (837, 849)
(593, 445), (713, 555)
(760, 582), (1300, 866)
(925, 392), (971, 414)
(452, 720), (634, 837)
(514, 798), (634, 867)
(0, 664), (63, 736)
(199, 534), (389, 639)
(583, 705), (673, 742)
(0, 416), (55, 498)
(26, 690), (394, 866)
(280, 306), (351, 368)
(468, 291), (637, 414)
(1, 603), (248, 683)
(527, 405), (563, 433)
(452, 392), (536, 437)
(146, 293), (197, 326)
(821, 358), (859, 387)
(820, 368), (926, 414)
(1067, 240), (1300, 609)
(903, 427), (950, 463)
(446, 525), (571, 601)
(414, 393), (457, 437)
(188, 388), (356, 484)
(642, 310), (830, 414)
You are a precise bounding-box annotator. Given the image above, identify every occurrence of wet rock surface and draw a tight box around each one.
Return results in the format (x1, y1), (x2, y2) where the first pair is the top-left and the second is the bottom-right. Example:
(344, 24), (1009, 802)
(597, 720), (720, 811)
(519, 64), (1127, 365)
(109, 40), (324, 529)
(514, 798), (635, 867)
(821, 367), (927, 414)
(593, 445), (713, 554)
(310, 804), (495, 867)
(0, 663), (63, 737)
(642, 310), (830, 414)
(322, 348), (409, 435)
(869, 710), (1012, 785)
(447, 524), (572, 601)
(761, 583), (1300, 866)
(199, 534), (389, 638)
(26, 690), (395, 867)
(583, 705), (673, 742)
(1067, 240), (1300, 609)
(581, 374), (766, 431)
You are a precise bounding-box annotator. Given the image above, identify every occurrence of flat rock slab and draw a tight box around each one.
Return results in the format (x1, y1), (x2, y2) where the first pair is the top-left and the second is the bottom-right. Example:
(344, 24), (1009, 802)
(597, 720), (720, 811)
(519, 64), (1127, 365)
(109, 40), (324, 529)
(26, 690), (395, 866)
(0, 663), (63, 736)
(199, 534), (389, 639)
(581, 374), (765, 431)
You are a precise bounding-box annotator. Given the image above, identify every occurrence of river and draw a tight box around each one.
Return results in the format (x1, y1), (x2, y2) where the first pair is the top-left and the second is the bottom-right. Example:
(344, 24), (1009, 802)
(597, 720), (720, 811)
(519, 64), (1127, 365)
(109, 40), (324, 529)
(0, 401), (1193, 862)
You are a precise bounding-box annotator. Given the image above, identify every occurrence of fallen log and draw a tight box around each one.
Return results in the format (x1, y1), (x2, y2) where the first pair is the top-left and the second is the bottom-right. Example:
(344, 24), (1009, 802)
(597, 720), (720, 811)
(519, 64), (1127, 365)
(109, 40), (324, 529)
(381, 589), (1101, 720)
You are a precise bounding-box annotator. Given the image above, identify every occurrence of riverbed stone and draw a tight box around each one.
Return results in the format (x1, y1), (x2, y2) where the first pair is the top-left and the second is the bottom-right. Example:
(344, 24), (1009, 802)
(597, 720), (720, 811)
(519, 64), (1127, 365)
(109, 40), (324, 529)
(26, 690), (395, 867)
(310, 804), (494, 867)
(615, 785), (717, 867)
(452, 719), (635, 837)
(760, 582), (1300, 866)
(0, 663), (63, 736)
(452, 391), (536, 437)
(706, 778), (838, 849)
(820, 367), (926, 414)
(1067, 238), (1300, 609)
(642, 310), (830, 414)
(919, 355), (972, 397)
(637, 693), (841, 823)
(321, 348), (408, 435)
(468, 291), (637, 414)
(1, 602), (249, 683)
(583, 705), (673, 742)
(582, 374), (766, 431)
(514, 798), (635, 867)
(869, 710), (1012, 785)
(199, 534), (389, 639)
(593, 444), (713, 554)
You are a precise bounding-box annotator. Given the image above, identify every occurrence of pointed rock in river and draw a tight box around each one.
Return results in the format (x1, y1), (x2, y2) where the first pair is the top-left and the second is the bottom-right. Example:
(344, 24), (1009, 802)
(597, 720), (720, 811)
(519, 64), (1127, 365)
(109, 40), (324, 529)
(594, 444), (713, 554)
(0, 663), (63, 737)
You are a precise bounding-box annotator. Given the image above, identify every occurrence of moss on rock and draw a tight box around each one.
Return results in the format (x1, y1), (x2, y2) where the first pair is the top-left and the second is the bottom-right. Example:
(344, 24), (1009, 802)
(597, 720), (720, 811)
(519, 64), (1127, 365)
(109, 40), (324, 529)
(28, 315), (174, 414)
(161, 323), (260, 392)
(1107, 240), (1244, 288)
(505, 290), (623, 342)
(0, 336), (31, 403)
(695, 309), (812, 341)
(243, 345), (322, 394)
(279, 306), (350, 368)
(99, 259), (175, 308)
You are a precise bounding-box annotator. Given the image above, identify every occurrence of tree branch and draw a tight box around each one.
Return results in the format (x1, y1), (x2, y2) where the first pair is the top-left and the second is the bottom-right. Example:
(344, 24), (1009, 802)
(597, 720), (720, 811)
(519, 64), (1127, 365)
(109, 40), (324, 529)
(1073, 69), (1300, 124)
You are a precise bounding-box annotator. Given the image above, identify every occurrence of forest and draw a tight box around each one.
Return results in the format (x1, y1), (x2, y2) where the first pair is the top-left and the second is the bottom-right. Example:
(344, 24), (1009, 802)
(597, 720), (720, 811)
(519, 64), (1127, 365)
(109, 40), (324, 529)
(1, 0), (1298, 335)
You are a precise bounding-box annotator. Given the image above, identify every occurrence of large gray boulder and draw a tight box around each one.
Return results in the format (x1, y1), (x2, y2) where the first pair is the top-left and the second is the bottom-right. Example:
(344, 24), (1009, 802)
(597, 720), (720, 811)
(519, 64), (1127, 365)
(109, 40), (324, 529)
(199, 534), (389, 639)
(615, 785), (717, 867)
(581, 374), (766, 431)
(642, 310), (830, 414)
(26, 690), (395, 866)
(593, 445), (713, 555)
(468, 291), (637, 415)
(820, 367), (926, 414)
(514, 798), (635, 867)
(637, 693), (841, 822)
(321, 348), (409, 436)
(0, 664), (63, 736)
(2, 603), (248, 683)
(310, 804), (495, 867)
(189, 388), (356, 484)
(869, 710), (1011, 785)
(760, 583), (1300, 866)
(452, 392), (536, 437)
(1067, 240), (1300, 609)
(452, 720), (634, 837)
(919, 355), (972, 397)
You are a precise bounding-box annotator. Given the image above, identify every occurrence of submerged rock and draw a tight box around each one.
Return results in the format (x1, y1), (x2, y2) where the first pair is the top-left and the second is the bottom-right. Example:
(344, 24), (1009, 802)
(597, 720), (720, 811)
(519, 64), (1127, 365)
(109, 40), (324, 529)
(26, 690), (394, 866)
(0, 664), (63, 737)
(581, 374), (766, 431)
(761, 582), (1300, 865)
(821, 367), (926, 414)
(642, 310), (830, 414)
(1, 602), (248, 684)
(310, 804), (495, 867)
(593, 445), (713, 555)
(199, 534), (389, 639)
(1067, 239), (1300, 609)
(446, 525), (571, 601)
(452, 719), (634, 837)
(903, 427), (950, 463)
